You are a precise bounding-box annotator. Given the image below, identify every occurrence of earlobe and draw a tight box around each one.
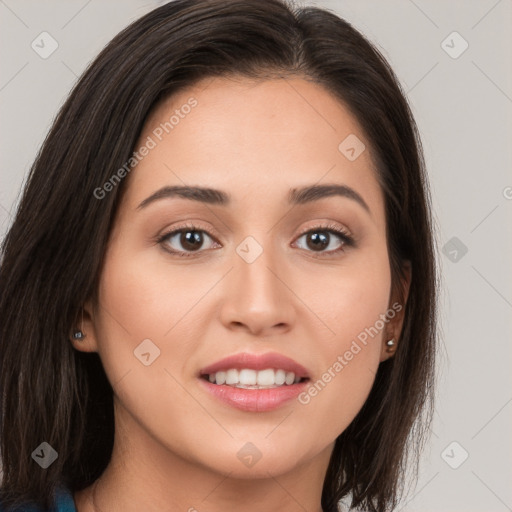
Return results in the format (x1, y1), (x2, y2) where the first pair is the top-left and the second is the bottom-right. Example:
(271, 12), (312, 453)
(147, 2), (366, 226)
(69, 301), (98, 353)
(379, 337), (397, 361)
(385, 338), (395, 352)
(379, 261), (412, 362)
(69, 328), (96, 352)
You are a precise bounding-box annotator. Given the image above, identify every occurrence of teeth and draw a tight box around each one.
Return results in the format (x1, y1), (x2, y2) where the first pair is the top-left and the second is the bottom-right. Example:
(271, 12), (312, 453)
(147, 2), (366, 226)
(215, 371), (226, 385)
(206, 368), (303, 388)
(239, 369), (257, 385)
(257, 368), (274, 386)
(225, 369), (238, 385)
(275, 369), (286, 385)
(285, 372), (295, 385)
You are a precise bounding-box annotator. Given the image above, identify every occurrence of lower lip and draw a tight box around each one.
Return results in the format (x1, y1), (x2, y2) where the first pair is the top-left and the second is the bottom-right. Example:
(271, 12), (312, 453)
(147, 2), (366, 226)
(198, 377), (309, 412)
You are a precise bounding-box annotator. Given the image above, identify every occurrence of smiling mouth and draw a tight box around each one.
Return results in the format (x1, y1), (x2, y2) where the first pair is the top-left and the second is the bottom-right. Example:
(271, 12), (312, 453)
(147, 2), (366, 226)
(200, 368), (309, 389)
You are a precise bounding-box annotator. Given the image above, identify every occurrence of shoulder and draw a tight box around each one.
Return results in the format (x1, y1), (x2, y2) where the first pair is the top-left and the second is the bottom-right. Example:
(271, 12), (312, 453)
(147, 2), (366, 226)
(52, 485), (76, 512)
(0, 485), (76, 512)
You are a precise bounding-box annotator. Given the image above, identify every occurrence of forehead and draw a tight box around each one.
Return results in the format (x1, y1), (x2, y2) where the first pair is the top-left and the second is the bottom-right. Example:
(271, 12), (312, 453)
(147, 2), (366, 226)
(122, 76), (383, 216)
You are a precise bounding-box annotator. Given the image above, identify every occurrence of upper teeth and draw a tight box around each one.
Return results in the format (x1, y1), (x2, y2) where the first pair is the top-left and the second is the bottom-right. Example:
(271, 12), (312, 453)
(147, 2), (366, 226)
(207, 368), (301, 388)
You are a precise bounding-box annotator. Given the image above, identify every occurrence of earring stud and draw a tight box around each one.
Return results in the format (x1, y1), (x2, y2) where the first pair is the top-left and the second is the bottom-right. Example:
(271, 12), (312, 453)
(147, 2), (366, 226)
(385, 339), (395, 352)
(72, 309), (85, 341)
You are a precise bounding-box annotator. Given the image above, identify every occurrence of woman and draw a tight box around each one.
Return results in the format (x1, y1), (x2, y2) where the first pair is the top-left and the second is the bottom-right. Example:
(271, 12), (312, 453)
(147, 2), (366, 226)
(0, 0), (438, 511)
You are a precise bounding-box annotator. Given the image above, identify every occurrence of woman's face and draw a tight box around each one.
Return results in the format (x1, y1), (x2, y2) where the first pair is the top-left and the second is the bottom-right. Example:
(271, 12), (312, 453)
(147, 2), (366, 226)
(79, 76), (408, 479)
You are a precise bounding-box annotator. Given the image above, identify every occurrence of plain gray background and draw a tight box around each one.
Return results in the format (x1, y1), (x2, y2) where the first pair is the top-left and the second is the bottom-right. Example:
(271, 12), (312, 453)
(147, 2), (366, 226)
(1, 1), (511, 511)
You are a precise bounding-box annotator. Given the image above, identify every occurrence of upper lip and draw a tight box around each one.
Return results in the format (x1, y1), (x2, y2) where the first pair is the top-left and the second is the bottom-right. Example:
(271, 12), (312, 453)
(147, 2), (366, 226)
(199, 352), (310, 379)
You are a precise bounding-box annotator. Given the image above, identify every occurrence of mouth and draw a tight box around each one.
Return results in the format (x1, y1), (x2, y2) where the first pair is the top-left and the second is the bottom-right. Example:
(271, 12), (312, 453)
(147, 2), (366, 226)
(200, 368), (309, 389)
(198, 352), (310, 412)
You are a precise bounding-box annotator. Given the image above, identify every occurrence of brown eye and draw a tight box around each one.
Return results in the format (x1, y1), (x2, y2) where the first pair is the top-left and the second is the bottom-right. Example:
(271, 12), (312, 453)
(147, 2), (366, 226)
(178, 230), (204, 251)
(304, 231), (330, 251)
(159, 226), (219, 257)
(294, 224), (355, 256)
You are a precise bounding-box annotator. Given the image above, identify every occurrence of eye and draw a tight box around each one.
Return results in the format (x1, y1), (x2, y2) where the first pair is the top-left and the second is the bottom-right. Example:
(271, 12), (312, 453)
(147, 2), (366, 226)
(293, 222), (355, 256)
(157, 223), (219, 257)
(156, 221), (355, 258)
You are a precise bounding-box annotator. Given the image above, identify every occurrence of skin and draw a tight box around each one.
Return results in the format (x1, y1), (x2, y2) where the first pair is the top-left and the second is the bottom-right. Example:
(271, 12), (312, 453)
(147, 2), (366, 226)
(73, 76), (410, 512)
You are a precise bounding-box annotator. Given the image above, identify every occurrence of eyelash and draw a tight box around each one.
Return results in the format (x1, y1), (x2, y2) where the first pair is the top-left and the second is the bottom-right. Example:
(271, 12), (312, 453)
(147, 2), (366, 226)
(156, 221), (355, 259)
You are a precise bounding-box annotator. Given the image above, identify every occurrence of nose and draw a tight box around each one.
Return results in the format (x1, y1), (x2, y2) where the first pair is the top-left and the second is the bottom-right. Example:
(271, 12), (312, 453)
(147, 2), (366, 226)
(218, 241), (296, 337)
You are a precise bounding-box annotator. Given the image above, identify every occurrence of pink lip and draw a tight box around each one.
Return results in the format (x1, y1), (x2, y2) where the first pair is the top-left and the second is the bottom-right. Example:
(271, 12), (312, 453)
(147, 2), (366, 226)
(199, 351), (310, 378)
(198, 379), (309, 412)
(198, 352), (310, 412)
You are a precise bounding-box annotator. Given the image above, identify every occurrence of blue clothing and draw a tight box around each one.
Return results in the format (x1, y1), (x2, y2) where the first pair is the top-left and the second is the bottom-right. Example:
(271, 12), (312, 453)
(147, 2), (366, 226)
(0, 485), (76, 512)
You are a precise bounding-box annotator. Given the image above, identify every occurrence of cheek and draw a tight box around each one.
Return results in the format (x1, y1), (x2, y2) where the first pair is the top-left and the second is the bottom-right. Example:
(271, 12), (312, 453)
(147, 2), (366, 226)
(92, 244), (219, 455)
(302, 244), (392, 351)
(93, 241), (201, 383)
(96, 237), (216, 340)
(296, 347), (379, 450)
(295, 249), (391, 432)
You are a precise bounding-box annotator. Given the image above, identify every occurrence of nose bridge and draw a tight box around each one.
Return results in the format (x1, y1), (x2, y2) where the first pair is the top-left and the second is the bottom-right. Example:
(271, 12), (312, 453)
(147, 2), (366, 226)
(236, 232), (284, 302)
(219, 231), (295, 334)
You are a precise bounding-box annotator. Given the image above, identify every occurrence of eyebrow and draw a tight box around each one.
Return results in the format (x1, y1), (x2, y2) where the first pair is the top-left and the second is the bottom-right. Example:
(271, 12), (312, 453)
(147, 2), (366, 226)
(137, 183), (371, 215)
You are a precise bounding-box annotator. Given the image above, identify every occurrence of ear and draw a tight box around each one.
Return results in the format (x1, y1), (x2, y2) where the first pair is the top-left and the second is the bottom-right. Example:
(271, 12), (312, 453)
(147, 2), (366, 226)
(380, 260), (412, 362)
(69, 298), (100, 353)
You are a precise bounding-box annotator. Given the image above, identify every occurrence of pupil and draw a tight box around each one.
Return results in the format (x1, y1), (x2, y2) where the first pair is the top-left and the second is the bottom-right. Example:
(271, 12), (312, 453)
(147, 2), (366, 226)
(308, 232), (329, 251)
(181, 231), (203, 251)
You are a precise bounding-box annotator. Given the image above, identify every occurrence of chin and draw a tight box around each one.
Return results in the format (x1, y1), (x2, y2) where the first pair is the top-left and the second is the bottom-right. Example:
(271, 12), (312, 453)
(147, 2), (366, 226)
(186, 436), (316, 479)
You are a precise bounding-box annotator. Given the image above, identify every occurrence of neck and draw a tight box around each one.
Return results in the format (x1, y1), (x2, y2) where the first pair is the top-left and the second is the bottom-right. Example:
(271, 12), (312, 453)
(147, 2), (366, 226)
(77, 398), (330, 512)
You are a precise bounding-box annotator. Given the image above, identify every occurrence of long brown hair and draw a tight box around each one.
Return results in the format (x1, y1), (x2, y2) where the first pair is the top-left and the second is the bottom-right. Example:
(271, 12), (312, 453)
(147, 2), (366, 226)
(0, 1), (438, 510)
